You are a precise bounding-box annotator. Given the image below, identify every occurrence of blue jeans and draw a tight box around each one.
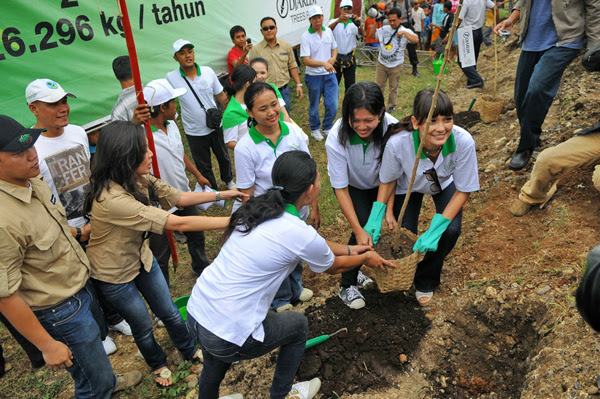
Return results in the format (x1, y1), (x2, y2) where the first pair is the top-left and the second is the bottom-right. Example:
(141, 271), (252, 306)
(187, 311), (308, 399)
(279, 84), (291, 115)
(304, 73), (339, 131)
(271, 262), (303, 310)
(459, 27), (484, 86)
(94, 258), (197, 371)
(392, 182), (462, 292)
(514, 46), (579, 152)
(34, 282), (115, 398)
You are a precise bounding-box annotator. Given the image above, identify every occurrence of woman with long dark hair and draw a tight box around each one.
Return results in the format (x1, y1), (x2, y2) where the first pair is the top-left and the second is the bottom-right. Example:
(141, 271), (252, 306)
(366, 88), (480, 306)
(222, 65), (256, 149)
(186, 151), (393, 399)
(83, 121), (245, 387)
(325, 81), (398, 309)
(234, 81), (317, 312)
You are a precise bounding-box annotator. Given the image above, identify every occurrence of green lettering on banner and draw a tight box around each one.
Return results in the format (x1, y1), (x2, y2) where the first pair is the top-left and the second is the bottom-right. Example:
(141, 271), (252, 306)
(0, 0), (333, 127)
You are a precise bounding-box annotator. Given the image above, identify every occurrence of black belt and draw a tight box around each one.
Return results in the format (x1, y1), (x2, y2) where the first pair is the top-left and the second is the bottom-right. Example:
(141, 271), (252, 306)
(278, 84), (288, 91)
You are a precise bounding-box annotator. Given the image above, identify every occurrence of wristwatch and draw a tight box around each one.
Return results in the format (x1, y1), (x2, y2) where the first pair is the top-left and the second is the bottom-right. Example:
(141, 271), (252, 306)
(215, 191), (221, 201)
(296, 84), (303, 87)
(75, 227), (82, 242)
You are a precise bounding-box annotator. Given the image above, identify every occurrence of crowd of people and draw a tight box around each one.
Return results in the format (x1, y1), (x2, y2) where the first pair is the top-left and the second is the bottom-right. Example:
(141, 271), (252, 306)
(1, 0), (599, 398)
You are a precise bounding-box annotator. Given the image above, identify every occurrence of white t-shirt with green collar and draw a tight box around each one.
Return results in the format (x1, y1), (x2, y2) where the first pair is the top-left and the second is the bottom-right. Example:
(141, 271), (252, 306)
(186, 204), (334, 346)
(300, 26), (338, 76)
(325, 113), (398, 190)
(379, 125), (480, 195)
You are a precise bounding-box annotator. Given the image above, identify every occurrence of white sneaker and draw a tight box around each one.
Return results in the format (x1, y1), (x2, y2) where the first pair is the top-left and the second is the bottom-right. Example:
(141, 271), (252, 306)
(154, 315), (165, 328)
(310, 130), (324, 141)
(338, 286), (366, 309)
(286, 377), (321, 399)
(356, 271), (374, 289)
(102, 336), (117, 356)
(226, 180), (237, 190)
(219, 395), (243, 399)
(322, 129), (331, 137)
(299, 288), (313, 302)
(276, 304), (293, 312)
(109, 320), (133, 336)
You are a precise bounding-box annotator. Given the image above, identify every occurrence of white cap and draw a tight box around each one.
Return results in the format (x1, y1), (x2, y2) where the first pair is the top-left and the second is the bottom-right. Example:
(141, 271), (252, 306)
(340, 0), (353, 8)
(82, 115), (111, 133)
(308, 5), (323, 18)
(25, 79), (76, 104)
(172, 39), (194, 55)
(143, 79), (187, 108)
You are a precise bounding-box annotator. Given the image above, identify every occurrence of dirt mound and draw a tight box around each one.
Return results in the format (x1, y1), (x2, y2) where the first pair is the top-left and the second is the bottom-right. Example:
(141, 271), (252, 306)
(297, 290), (430, 395)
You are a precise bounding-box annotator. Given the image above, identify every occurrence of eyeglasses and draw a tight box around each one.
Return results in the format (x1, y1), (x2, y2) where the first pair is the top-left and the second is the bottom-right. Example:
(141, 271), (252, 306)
(423, 168), (441, 193)
(341, 6), (352, 10)
(261, 25), (276, 31)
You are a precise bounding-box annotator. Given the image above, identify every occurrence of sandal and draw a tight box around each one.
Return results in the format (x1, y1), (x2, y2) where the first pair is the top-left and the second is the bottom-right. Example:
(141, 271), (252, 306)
(154, 367), (173, 387)
(192, 348), (203, 364)
(415, 291), (434, 307)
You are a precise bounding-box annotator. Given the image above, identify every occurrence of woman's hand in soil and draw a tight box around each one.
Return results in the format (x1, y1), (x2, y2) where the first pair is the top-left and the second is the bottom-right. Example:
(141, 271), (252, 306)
(385, 211), (397, 231)
(349, 244), (374, 255)
(221, 190), (248, 202)
(413, 213), (451, 253)
(354, 228), (373, 247)
(364, 251), (395, 273)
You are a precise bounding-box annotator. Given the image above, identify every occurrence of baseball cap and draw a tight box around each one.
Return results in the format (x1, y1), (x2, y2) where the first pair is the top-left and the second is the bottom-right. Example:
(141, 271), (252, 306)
(25, 79), (76, 105)
(143, 79), (187, 108)
(82, 115), (112, 133)
(340, 0), (353, 8)
(308, 6), (323, 18)
(0, 115), (45, 152)
(173, 39), (194, 55)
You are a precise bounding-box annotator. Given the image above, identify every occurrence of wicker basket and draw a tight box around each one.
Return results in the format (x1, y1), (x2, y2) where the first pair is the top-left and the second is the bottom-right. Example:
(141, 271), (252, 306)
(373, 228), (424, 293)
(478, 95), (504, 123)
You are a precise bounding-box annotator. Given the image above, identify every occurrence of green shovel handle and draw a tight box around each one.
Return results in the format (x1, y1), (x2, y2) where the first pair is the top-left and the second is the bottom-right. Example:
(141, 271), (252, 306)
(305, 334), (329, 349)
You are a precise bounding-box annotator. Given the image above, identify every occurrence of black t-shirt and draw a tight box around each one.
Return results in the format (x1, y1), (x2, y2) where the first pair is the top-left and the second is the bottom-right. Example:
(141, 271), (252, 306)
(439, 12), (454, 40)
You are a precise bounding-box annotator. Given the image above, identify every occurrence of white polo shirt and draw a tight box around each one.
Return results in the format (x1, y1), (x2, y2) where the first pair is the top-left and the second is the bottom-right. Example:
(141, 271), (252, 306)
(376, 25), (414, 68)
(379, 126), (480, 195)
(300, 26), (337, 76)
(166, 64), (223, 137)
(234, 120), (310, 216)
(150, 121), (190, 193)
(186, 205), (334, 346)
(331, 19), (359, 55)
(458, 0), (494, 29)
(325, 113), (398, 190)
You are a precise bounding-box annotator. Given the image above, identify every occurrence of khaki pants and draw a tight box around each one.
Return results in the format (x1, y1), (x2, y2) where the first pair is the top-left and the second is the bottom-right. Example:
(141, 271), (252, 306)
(519, 132), (600, 204)
(376, 60), (403, 108)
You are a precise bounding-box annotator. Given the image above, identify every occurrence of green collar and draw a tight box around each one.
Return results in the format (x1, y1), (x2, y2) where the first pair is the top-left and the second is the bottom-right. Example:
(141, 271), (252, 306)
(308, 26), (326, 34)
(342, 20), (352, 28)
(284, 203), (301, 219)
(248, 120), (289, 151)
(412, 130), (456, 159)
(150, 120), (170, 132)
(222, 97), (248, 129)
(179, 63), (201, 77)
(349, 132), (372, 162)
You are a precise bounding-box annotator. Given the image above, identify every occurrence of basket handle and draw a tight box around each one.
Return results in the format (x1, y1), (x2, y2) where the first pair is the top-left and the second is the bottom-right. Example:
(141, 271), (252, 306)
(392, 0), (465, 247)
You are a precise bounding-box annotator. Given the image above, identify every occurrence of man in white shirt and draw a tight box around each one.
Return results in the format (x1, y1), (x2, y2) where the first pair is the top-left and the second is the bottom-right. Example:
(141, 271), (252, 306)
(166, 39), (235, 190)
(300, 6), (339, 141)
(369, 7), (419, 113)
(111, 56), (137, 122)
(328, 0), (365, 90)
(457, 0), (494, 89)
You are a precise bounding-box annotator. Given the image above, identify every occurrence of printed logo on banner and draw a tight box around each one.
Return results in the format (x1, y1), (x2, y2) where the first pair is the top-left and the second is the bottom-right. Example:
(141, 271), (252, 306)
(277, 0), (319, 24)
(276, 0), (289, 18)
(457, 26), (475, 68)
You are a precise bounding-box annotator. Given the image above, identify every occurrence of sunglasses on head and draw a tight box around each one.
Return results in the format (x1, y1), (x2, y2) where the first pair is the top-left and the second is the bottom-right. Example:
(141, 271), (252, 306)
(341, 6), (352, 10)
(261, 25), (276, 31)
(423, 168), (442, 193)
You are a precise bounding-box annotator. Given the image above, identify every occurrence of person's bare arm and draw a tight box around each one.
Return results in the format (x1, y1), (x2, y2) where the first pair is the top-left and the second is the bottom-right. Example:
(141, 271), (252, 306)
(231, 43), (253, 69)
(176, 190), (247, 207)
(303, 56), (336, 73)
(290, 67), (304, 99)
(240, 187), (254, 205)
(165, 214), (230, 232)
(399, 29), (420, 44)
(323, 241), (394, 274)
(334, 187), (373, 246)
(216, 91), (229, 109)
(494, 9), (520, 34)
(184, 154), (211, 187)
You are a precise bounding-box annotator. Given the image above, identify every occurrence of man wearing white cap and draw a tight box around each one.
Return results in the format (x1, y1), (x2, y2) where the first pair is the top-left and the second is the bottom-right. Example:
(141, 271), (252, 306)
(135, 79), (212, 282)
(328, 0), (364, 90)
(26, 79), (132, 354)
(166, 39), (235, 190)
(300, 6), (339, 142)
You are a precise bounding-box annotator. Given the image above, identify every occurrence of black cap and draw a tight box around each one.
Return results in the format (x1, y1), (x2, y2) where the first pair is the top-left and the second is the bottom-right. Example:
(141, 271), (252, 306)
(0, 115), (45, 152)
(576, 245), (600, 332)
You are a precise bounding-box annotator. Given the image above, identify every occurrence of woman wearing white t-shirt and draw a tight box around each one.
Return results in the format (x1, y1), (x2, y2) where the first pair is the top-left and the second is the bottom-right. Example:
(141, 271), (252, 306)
(222, 65), (256, 149)
(186, 151), (393, 399)
(234, 82), (319, 312)
(365, 89), (479, 306)
(325, 82), (398, 310)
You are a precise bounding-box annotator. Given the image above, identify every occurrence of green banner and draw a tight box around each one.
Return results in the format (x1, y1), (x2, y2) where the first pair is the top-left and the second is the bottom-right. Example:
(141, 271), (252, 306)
(1, 0), (334, 127)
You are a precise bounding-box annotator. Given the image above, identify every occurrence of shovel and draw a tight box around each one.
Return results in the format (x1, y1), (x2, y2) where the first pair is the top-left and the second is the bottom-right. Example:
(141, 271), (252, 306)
(305, 328), (348, 349)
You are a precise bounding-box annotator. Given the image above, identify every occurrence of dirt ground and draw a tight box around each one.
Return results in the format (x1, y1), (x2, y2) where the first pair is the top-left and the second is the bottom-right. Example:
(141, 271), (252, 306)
(2, 34), (600, 399)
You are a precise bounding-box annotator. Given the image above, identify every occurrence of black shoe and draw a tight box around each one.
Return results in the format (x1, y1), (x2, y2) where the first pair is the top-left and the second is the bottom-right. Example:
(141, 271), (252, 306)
(412, 66), (421, 78)
(387, 106), (396, 113)
(466, 81), (484, 89)
(508, 149), (533, 170)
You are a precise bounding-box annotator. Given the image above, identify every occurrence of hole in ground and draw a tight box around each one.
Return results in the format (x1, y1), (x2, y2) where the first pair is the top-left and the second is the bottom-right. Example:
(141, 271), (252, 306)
(297, 290), (430, 395)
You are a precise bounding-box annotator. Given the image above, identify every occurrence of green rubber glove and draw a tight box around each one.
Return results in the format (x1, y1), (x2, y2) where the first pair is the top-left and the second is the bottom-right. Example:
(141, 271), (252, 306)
(364, 201), (387, 244)
(413, 213), (452, 253)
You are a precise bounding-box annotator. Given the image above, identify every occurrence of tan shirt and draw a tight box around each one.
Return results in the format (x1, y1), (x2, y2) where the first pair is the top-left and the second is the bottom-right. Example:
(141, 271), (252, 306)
(86, 175), (181, 284)
(249, 38), (298, 89)
(0, 177), (89, 310)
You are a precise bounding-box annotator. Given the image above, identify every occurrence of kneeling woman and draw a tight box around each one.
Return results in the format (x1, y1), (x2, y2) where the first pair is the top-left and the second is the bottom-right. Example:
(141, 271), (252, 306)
(84, 121), (245, 386)
(186, 151), (393, 399)
(367, 89), (479, 306)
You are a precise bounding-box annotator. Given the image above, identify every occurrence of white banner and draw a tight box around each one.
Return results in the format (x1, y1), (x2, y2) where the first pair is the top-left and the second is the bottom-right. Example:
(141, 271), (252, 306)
(457, 26), (476, 68)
